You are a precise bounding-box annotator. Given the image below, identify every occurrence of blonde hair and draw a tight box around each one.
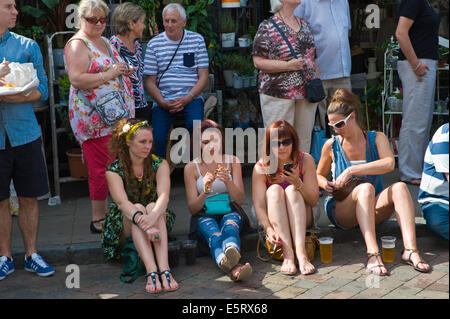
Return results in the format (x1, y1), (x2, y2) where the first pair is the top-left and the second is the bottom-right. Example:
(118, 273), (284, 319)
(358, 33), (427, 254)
(77, 0), (109, 29)
(327, 88), (361, 124)
(112, 2), (146, 35)
(270, 0), (283, 13)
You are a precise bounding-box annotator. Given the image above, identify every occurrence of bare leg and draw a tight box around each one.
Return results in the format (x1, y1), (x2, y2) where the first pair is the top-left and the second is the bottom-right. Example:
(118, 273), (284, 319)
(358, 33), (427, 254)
(0, 199), (12, 258)
(266, 185), (296, 275)
(17, 197), (39, 258)
(152, 213), (179, 291)
(334, 183), (388, 275)
(284, 186), (315, 275)
(375, 182), (430, 272)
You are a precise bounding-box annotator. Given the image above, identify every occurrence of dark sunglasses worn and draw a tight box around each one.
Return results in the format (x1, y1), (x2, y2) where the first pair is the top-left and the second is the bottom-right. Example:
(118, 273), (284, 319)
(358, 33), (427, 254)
(275, 138), (293, 147)
(83, 16), (107, 25)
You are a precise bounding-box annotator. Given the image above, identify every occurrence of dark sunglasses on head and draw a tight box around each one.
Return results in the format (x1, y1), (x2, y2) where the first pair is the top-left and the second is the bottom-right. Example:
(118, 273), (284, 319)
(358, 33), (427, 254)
(83, 16), (107, 25)
(275, 138), (293, 147)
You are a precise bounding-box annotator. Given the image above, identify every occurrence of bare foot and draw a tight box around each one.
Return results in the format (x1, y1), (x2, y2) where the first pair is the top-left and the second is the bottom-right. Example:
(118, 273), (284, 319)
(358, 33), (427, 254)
(160, 270), (179, 292)
(366, 254), (388, 276)
(280, 258), (297, 275)
(402, 249), (431, 273)
(145, 272), (161, 294)
(229, 262), (252, 282)
(298, 255), (315, 275)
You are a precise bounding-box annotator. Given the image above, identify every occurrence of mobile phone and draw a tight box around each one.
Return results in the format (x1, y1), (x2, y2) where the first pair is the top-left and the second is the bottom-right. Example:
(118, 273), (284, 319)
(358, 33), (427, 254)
(283, 162), (293, 173)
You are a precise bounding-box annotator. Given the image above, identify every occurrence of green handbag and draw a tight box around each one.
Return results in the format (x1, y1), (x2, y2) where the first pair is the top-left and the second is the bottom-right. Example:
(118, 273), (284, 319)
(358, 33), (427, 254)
(204, 193), (232, 216)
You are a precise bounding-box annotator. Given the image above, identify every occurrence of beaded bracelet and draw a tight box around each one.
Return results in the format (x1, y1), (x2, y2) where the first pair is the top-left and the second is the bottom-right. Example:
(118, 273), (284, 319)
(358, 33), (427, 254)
(99, 72), (106, 82)
(413, 62), (422, 72)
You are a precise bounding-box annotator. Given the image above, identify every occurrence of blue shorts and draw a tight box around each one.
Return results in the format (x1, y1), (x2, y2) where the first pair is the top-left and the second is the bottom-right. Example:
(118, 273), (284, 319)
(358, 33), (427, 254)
(324, 195), (356, 231)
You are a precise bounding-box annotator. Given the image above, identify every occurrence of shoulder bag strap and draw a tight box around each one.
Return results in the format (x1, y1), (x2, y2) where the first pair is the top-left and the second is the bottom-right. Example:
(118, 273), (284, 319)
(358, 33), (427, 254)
(269, 18), (306, 80)
(157, 29), (184, 87)
(363, 131), (374, 162)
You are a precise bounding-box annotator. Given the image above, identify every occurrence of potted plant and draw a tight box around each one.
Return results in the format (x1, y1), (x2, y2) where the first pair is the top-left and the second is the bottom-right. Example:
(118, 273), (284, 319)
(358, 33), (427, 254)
(223, 53), (238, 87)
(221, 10), (236, 48)
(57, 74), (70, 106)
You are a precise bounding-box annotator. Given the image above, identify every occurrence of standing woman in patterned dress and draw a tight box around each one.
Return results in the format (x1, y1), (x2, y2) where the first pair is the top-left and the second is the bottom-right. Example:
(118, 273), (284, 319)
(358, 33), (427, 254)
(252, 0), (320, 153)
(111, 2), (151, 121)
(64, 0), (135, 233)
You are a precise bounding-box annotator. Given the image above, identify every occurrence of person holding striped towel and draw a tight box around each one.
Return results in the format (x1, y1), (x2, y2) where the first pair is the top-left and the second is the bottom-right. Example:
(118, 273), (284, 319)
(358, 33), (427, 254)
(144, 2), (209, 159)
(419, 123), (449, 241)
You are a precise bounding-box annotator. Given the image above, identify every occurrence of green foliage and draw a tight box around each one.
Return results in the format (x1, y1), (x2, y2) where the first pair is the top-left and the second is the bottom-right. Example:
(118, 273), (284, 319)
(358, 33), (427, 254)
(131, 0), (161, 38)
(22, 0), (69, 33)
(438, 46), (449, 60)
(220, 10), (236, 33)
(183, 0), (222, 73)
(247, 25), (257, 40)
(57, 74), (71, 99)
(361, 78), (383, 131)
(12, 24), (45, 44)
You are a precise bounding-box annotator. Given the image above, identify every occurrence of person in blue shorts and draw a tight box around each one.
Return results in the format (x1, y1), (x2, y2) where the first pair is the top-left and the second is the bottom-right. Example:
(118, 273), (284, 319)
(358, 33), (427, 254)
(418, 123), (449, 240)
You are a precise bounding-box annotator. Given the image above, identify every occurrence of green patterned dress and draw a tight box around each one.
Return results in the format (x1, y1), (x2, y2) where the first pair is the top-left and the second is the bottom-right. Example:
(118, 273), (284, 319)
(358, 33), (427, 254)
(101, 154), (175, 260)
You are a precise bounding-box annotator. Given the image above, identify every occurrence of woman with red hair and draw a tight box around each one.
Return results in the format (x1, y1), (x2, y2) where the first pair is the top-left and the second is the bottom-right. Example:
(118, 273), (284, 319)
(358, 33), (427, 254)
(252, 120), (319, 275)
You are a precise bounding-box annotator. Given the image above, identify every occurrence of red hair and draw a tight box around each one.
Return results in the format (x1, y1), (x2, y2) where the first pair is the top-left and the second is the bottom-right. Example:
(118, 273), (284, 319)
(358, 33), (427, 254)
(262, 120), (301, 180)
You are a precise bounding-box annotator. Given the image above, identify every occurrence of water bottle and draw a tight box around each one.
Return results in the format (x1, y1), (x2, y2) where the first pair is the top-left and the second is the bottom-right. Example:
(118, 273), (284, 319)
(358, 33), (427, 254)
(9, 181), (19, 216)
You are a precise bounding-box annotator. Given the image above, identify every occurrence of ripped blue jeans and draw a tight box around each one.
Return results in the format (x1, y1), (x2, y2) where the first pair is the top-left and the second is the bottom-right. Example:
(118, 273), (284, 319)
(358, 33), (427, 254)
(197, 212), (242, 267)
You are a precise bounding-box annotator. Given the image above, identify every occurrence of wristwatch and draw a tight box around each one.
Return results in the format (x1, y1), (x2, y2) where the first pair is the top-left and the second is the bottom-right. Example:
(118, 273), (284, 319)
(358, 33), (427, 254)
(188, 92), (196, 100)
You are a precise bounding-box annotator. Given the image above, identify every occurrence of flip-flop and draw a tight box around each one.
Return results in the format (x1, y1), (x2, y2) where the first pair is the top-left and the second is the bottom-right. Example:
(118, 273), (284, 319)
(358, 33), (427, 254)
(401, 249), (432, 273)
(160, 270), (179, 292)
(220, 246), (240, 273)
(366, 252), (389, 276)
(229, 263), (252, 282)
(144, 272), (161, 294)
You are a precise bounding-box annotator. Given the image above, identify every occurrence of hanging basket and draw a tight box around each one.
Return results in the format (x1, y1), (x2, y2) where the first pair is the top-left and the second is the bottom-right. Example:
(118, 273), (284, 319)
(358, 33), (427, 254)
(66, 148), (88, 178)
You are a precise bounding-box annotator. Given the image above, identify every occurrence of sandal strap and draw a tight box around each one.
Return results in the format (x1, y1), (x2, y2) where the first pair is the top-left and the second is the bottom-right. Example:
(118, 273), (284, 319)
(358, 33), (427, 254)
(403, 249), (426, 265)
(160, 270), (172, 284)
(144, 272), (159, 284)
(367, 252), (381, 258)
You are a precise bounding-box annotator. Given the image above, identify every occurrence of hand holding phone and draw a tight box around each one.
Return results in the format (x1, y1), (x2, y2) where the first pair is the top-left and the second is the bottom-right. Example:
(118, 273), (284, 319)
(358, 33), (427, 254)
(283, 162), (293, 174)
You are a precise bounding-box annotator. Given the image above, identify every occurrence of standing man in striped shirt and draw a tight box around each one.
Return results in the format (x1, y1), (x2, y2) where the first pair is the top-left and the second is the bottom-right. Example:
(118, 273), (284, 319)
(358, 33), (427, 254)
(144, 3), (209, 159)
(418, 123), (449, 240)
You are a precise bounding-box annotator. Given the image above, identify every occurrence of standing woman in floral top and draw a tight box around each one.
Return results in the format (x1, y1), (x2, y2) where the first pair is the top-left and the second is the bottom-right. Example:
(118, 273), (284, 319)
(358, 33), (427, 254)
(252, 0), (320, 153)
(111, 2), (150, 121)
(64, 0), (134, 233)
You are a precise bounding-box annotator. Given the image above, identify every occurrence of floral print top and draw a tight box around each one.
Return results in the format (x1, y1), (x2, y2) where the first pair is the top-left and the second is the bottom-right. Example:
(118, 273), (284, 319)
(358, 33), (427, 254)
(109, 36), (147, 110)
(65, 36), (135, 145)
(252, 16), (317, 99)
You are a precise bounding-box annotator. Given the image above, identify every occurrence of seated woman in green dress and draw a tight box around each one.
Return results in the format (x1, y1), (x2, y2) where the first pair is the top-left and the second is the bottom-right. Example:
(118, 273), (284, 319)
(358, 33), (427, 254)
(102, 118), (178, 293)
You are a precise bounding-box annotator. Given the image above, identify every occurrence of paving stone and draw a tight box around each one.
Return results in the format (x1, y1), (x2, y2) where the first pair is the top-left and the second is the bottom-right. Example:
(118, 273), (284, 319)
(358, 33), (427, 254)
(272, 286), (307, 299)
(291, 279), (320, 289)
(404, 271), (447, 289)
(323, 290), (357, 299)
(415, 290), (449, 299)
(425, 282), (449, 292)
(381, 286), (423, 299)
(389, 265), (421, 282)
(358, 288), (391, 298)
(339, 280), (369, 294)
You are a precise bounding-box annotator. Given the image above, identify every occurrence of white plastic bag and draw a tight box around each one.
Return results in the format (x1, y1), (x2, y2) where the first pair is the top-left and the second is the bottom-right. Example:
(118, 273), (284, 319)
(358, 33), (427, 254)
(0, 62), (39, 96)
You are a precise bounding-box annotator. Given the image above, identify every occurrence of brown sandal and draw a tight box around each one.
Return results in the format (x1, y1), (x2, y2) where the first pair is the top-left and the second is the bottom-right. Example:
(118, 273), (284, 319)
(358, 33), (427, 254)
(402, 249), (431, 273)
(366, 252), (389, 276)
(228, 263), (252, 282)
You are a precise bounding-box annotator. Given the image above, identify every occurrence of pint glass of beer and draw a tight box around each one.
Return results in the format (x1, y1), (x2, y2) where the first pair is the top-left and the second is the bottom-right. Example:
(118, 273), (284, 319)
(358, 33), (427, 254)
(380, 236), (396, 263)
(319, 237), (334, 263)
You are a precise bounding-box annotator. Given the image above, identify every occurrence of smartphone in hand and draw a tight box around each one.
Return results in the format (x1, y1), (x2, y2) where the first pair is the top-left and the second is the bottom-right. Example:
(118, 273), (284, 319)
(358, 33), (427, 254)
(283, 162), (293, 173)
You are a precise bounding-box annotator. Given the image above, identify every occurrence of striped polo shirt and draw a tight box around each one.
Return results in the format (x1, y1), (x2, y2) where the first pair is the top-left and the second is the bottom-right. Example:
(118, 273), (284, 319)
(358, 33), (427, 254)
(418, 123), (449, 205)
(144, 29), (209, 101)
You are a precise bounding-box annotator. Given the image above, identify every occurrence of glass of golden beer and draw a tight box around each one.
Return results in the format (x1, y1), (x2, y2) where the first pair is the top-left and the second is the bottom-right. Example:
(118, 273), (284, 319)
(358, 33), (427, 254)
(319, 237), (334, 263)
(380, 236), (396, 263)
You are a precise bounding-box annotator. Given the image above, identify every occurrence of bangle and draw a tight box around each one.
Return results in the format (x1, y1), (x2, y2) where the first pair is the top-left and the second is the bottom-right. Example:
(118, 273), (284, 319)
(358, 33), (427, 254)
(132, 211), (144, 225)
(295, 183), (303, 192)
(413, 62), (421, 72)
(99, 72), (106, 82)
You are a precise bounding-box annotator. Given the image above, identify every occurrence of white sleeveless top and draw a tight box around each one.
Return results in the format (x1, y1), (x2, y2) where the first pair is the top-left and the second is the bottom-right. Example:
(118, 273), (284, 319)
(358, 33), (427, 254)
(194, 156), (233, 194)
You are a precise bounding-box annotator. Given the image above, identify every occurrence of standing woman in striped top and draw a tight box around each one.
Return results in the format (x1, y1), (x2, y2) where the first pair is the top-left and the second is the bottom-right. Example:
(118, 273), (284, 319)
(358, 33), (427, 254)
(144, 3), (209, 159)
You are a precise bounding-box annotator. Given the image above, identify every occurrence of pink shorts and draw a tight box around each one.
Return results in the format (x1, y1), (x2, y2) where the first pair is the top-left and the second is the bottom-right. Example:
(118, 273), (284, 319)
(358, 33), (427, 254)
(82, 135), (114, 201)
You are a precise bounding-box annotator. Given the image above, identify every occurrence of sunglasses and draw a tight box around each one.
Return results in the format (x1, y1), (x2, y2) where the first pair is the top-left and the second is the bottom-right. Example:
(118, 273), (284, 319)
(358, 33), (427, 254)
(274, 138), (293, 147)
(83, 16), (107, 25)
(328, 112), (353, 129)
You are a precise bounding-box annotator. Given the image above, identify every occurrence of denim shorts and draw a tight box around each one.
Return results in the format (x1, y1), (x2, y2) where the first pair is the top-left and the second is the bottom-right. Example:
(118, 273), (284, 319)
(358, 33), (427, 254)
(324, 195), (355, 231)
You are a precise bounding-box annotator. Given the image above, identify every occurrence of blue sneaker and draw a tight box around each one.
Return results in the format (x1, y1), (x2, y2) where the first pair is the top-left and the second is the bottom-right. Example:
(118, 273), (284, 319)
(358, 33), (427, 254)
(0, 256), (15, 281)
(24, 253), (55, 277)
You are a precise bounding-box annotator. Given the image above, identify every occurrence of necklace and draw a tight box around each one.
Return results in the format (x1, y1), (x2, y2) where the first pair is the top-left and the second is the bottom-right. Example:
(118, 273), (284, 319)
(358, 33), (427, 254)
(278, 11), (302, 33)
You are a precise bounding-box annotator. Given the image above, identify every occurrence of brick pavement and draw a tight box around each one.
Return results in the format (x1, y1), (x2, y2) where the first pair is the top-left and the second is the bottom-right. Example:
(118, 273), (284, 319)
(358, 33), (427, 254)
(1, 230), (448, 300)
